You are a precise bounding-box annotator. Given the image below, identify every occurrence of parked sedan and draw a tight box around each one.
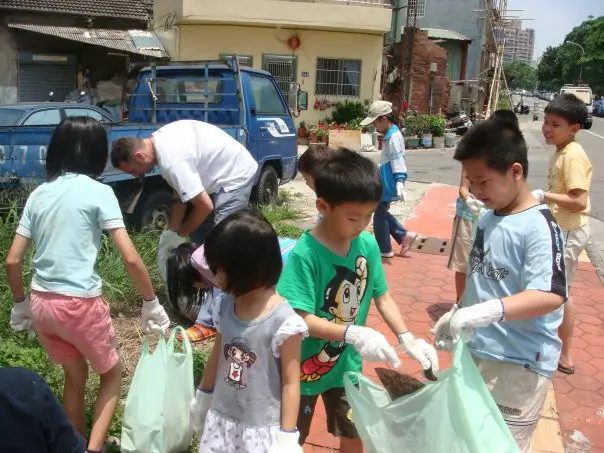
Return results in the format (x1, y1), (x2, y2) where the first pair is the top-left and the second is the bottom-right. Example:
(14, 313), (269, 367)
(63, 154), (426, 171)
(0, 103), (114, 127)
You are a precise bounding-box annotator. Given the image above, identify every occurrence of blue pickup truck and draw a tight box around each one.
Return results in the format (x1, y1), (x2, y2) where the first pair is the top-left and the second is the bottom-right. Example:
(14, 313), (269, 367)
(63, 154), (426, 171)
(0, 58), (307, 228)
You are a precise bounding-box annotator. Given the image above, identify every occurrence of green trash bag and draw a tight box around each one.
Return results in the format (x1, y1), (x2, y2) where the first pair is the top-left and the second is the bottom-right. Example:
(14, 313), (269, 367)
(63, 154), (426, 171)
(121, 326), (194, 453)
(344, 342), (518, 453)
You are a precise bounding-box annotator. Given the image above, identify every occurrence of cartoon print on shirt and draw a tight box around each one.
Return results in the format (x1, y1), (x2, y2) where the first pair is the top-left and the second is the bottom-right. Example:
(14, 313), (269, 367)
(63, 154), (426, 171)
(470, 227), (509, 282)
(300, 256), (368, 383)
(223, 337), (257, 390)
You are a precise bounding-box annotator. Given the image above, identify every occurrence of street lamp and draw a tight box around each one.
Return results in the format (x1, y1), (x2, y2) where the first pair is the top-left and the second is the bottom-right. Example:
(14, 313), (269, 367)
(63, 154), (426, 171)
(566, 40), (585, 82)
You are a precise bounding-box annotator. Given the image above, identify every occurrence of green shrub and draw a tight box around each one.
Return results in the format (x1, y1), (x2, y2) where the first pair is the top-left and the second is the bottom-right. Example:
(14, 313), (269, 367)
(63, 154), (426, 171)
(331, 100), (369, 124)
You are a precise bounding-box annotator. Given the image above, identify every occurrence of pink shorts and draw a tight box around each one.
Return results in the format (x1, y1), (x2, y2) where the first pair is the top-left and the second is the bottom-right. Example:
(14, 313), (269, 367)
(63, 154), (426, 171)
(30, 290), (119, 374)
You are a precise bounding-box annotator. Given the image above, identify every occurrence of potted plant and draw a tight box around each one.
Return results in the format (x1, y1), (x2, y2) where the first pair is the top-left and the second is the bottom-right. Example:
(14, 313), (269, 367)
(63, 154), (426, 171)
(297, 121), (307, 139)
(419, 115), (433, 148)
(428, 115), (447, 148)
(315, 125), (329, 145)
(403, 114), (421, 149)
(308, 125), (319, 143)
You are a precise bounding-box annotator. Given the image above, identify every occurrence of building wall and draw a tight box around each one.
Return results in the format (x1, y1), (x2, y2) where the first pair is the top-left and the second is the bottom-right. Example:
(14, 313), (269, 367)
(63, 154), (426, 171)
(0, 22), (19, 103)
(164, 0), (391, 34)
(406, 29), (449, 113)
(175, 25), (384, 125)
(413, 0), (485, 79)
(0, 11), (148, 104)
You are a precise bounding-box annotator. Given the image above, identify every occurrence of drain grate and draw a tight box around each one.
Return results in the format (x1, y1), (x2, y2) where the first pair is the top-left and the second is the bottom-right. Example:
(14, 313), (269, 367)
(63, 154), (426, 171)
(410, 236), (451, 256)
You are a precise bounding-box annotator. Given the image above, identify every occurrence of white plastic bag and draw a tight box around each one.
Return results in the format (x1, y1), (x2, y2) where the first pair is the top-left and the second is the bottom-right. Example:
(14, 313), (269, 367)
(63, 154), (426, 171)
(121, 327), (194, 453)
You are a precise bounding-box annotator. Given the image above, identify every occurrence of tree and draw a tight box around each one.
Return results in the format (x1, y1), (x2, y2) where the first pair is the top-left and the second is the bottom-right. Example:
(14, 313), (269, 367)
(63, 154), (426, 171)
(537, 16), (604, 93)
(537, 46), (564, 91)
(503, 61), (537, 90)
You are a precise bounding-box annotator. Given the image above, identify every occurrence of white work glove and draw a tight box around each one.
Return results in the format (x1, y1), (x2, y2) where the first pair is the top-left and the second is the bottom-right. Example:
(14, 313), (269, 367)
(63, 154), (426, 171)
(431, 304), (459, 351)
(464, 195), (485, 216)
(432, 300), (504, 350)
(157, 230), (188, 284)
(190, 389), (213, 435)
(10, 295), (35, 337)
(345, 325), (401, 368)
(396, 181), (407, 202)
(398, 331), (440, 373)
(531, 189), (545, 203)
(140, 298), (170, 333)
(268, 429), (303, 453)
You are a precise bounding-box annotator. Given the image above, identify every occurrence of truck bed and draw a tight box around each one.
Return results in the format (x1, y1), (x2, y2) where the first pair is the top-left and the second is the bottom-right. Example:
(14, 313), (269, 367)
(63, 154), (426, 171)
(0, 123), (244, 185)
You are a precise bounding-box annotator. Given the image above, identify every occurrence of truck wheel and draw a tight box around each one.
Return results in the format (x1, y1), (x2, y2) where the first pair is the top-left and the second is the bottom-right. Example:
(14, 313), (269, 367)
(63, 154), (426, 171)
(253, 165), (279, 205)
(135, 189), (172, 230)
(584, 120), (593, 130)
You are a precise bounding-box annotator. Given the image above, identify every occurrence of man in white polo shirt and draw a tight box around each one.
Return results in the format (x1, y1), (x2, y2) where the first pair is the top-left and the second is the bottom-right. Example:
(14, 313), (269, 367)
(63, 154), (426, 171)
(111, 120), (258, 339)
(111, 119), (258, 241)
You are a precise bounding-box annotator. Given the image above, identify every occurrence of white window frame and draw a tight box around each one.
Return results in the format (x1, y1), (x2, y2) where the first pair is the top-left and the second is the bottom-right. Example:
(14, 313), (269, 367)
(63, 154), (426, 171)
(408, 0), (426, 18)
(219, 54), (254, 68)
(315, 57), (362, 98)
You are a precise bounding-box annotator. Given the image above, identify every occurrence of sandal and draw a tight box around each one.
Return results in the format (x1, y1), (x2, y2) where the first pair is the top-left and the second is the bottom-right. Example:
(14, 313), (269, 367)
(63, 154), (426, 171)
(557, 363), (575, 375)
(177, 323), (217, 342)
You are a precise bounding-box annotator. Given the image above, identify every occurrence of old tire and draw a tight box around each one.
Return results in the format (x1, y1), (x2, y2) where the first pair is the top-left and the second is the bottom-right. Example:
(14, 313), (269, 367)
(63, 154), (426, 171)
(134, 189), (172, 230)
(253, 165), (279, 205)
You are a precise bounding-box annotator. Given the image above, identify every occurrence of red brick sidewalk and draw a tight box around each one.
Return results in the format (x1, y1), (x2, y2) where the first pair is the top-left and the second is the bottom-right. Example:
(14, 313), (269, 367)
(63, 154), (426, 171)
(303, 183), (604, 453)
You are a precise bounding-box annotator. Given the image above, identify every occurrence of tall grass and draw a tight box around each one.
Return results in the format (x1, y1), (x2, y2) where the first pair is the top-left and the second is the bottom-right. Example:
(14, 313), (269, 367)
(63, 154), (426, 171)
(0, 191), (304, 449)
(0, 206), (165, 439)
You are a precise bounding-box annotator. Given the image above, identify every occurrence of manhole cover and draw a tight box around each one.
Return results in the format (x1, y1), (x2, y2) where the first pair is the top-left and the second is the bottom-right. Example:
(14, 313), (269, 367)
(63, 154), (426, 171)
(410, 236), (451, 256)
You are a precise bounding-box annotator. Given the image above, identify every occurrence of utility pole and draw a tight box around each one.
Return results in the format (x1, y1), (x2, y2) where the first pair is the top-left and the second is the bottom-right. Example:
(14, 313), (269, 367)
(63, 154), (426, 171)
(566, 40), (585, 83)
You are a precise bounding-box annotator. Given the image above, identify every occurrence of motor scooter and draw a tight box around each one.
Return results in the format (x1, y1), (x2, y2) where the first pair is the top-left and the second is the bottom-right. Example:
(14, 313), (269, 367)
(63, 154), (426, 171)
(446, 109), (473, 135)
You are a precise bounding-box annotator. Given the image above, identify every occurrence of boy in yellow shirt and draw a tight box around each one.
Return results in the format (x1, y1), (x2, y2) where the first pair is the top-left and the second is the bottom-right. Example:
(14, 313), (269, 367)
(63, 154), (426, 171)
(532, 93), (592, 375)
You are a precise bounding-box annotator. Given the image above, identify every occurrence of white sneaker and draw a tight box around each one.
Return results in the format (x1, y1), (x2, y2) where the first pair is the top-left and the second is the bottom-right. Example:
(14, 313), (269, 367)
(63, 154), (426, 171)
(399, 232), (418, 256)
(381, 251), (395, 258)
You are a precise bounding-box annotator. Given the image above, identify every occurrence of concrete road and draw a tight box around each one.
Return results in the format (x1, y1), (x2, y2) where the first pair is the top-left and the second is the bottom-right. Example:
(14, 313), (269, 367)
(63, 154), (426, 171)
(395, 100), (604, 280)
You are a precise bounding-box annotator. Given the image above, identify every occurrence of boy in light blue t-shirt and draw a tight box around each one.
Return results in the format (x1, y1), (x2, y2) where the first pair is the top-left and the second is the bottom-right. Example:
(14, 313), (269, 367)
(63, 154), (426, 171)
(433, 119), (567, 453)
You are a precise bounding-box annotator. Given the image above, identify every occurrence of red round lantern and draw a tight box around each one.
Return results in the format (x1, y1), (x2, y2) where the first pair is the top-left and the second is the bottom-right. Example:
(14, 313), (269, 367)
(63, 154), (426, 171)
(288, 36), (301, 51)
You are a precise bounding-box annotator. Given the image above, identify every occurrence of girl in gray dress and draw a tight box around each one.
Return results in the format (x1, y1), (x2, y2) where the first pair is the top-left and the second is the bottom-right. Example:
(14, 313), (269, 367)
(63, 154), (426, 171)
(189, 208), (308, 453)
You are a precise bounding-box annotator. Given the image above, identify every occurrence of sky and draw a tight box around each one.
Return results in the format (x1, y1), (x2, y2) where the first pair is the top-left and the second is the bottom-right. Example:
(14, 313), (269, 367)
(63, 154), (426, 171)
(506, 0), (604, 59)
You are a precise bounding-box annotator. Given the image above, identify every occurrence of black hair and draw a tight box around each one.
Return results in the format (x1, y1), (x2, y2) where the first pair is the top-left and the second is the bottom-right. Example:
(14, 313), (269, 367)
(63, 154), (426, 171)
(490, 109), (519, 128)
(110, 137), (145, 168)
(166, 243), (202, 319)
(454, 119), (529, 177)
(45, 117), (108, 181)
(204, 207), (282, 297)
(544, 93), (588, 127)
(313, 147), (382, 205)
(298, 144), (331, 176)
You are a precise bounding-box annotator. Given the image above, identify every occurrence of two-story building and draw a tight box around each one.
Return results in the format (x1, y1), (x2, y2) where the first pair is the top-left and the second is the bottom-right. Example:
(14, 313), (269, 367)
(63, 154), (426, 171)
(153, 0), (392, 125)
(0, 0), (167, 105)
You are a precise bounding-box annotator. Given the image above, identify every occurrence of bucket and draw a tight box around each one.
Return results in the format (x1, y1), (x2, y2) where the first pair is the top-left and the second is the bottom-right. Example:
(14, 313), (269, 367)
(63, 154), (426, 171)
(444, 132), (456, 148)
(422, 133), (433, 148)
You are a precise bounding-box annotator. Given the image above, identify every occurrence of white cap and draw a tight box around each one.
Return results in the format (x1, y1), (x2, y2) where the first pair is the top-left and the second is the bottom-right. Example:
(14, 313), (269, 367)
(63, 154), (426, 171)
(360, 100), (393, 126)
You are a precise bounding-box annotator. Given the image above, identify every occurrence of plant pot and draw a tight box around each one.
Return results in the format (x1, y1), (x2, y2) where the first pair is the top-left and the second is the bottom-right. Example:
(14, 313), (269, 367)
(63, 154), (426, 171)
(309, 132), (318, 143)
(406, 137), (421, 149)
(444, 132), (457, 148)
(298, 127), (307, 138)
(422, 133), (433, 148)
(433, 135), (445, 148)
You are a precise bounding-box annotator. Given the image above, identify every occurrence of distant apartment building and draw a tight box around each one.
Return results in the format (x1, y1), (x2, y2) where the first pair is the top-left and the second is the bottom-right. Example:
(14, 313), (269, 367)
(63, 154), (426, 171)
(502, 20), (535, 63)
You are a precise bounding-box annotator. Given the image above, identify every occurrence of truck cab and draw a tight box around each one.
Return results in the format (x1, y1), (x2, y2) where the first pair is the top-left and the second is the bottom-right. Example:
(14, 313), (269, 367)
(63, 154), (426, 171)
(560, 84), (593, 130)
(126, 61), (303, 205)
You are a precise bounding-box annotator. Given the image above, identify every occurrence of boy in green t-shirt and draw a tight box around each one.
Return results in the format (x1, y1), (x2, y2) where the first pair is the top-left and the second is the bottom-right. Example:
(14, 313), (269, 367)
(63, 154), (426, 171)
(278, 148), (439, 452)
